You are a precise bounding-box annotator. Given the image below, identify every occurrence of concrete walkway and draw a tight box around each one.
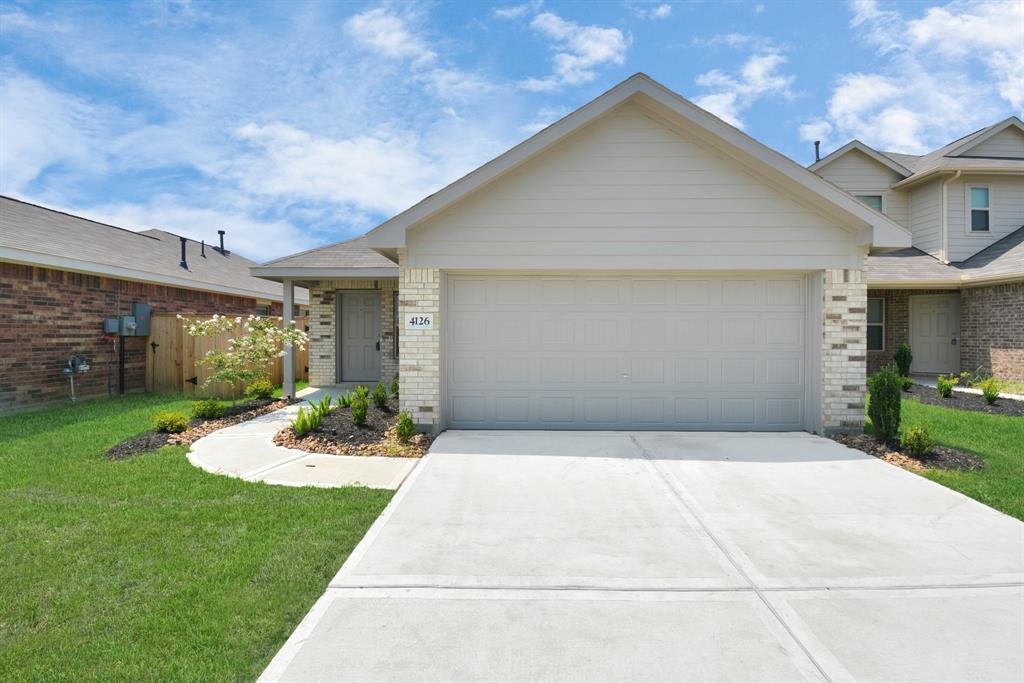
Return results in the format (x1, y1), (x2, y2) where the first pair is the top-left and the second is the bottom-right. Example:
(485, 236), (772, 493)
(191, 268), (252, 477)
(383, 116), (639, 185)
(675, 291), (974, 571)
(187, 387), (417, 490)
(261, 431), (1024, 682)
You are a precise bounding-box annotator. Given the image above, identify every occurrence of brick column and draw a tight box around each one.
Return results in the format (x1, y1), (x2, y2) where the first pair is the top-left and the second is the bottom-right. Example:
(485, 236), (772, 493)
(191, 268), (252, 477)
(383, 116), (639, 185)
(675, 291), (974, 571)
(307, 285), (336, 386)
(398, 259), (441, 431)
(822, 267), (867, 433)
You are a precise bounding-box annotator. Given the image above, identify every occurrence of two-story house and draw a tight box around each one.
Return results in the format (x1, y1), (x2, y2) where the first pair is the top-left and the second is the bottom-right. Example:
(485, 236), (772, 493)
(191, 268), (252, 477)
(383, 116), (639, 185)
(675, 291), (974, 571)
(811, 117), (1024, 384)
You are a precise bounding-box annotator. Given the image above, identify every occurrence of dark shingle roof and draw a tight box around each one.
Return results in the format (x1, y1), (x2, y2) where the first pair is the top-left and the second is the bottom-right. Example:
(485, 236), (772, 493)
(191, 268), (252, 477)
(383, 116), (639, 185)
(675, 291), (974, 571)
(260, 235), (397, 270)
(0, 196), (307, 303)
(867, 226), (1024, 284)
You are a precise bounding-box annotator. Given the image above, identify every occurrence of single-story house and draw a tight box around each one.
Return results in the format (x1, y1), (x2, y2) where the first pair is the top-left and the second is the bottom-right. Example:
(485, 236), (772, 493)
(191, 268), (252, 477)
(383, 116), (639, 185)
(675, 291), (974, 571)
(810, 118), (1023, 382)
(0, 196), (308, 410)
(255, 73), (916, 434)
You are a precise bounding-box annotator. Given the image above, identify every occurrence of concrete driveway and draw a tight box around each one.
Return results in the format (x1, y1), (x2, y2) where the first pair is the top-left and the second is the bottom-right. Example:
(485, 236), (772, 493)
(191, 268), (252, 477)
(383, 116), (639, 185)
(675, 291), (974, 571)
(260, 431), (1024, 683)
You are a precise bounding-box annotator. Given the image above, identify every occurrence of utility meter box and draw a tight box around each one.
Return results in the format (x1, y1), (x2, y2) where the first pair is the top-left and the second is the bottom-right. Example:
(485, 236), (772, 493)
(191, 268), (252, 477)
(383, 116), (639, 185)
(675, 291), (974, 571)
(118, 316), (138, 336)
(103, 318), (119, 334)
(130, 302), (151, 336)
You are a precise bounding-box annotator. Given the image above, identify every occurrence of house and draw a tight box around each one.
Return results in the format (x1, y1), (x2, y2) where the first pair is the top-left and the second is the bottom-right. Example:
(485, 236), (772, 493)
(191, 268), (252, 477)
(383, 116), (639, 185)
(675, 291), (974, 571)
(255, 73), (916, 434)
(810, 118), (1024, 383)
(0, 196), (308, 410)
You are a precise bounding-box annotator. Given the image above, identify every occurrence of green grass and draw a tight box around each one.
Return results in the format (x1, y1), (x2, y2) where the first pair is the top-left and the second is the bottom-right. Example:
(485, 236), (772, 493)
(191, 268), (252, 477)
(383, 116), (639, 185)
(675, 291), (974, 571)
(273, 379), (309, 398)
(869, 397), (1024, 521)
(0, 393), (391, 681)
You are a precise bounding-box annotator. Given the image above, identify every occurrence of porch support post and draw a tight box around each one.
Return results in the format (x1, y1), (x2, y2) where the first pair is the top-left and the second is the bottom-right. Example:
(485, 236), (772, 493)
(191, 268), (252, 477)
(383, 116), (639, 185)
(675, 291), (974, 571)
(282, 278), (296, 400)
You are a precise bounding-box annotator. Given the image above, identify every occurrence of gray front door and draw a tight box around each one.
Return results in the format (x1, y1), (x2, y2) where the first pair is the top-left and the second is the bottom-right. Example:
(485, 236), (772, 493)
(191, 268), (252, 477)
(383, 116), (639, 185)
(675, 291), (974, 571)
(338, 291), (381, 382)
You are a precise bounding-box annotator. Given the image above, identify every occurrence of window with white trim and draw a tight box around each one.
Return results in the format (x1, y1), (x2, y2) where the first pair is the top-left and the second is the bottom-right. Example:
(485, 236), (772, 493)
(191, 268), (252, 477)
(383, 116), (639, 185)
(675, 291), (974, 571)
(867, 298), (884, 352)
(969, 186), (990, 232)
(855, 194), (884, 212)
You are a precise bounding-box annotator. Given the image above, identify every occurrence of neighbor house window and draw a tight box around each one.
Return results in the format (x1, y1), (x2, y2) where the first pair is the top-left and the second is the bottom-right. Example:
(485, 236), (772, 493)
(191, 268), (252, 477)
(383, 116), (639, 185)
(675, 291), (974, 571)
(855, 194), (884, 212)
(969, 186), (990, 232)
(255, 304), (271, 316)
(867, 298), (884, 351)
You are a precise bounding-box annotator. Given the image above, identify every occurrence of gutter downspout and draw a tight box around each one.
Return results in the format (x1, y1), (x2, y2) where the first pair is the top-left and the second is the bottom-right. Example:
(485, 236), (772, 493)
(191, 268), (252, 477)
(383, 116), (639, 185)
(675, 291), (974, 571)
(940, 170), (962, 263)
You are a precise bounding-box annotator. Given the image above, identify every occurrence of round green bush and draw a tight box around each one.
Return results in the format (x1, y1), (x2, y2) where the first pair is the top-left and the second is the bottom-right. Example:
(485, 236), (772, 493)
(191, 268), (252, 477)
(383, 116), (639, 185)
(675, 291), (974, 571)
(191, 398), (225, 420)
(244, 379), (275, 400)
(153, 411), (189, 434)
(901, 426), (934, 460)
(867, 364), (902, 444)
(394, 411), (415, 442)
(350, 395), (369, 426)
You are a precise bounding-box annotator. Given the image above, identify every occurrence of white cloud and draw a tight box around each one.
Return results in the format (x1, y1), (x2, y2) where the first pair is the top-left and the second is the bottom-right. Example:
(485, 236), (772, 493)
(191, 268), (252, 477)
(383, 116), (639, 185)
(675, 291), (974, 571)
(630, 3), (672, 20)
(493, 1), (543, 19)
(691, 33), (777, 50)
(808, 0), (1023, 154)
(343, 7), (436, 63)
(518, 106), (571, 134)
(798, 120), (834, 145)
(520, 12), (630, 91)
(692, 52), (794, 128)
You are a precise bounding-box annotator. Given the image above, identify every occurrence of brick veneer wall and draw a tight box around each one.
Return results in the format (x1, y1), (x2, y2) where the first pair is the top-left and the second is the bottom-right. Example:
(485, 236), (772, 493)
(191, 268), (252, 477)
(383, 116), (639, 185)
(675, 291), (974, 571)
(960, 281), (1024, 383)
(306, 279), (398, 386)
(866, 288), (960, 375)
(0, 262), (261, 410)
(397, 258), (441, 431)
(821, 268), (867, 433)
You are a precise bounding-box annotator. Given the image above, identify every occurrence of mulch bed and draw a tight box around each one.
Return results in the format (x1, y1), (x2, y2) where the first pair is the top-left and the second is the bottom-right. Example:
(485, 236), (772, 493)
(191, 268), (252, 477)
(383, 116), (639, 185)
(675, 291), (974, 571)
(830, 432), (984, 472)
(904, 384), (1024, 417)
(105, 398), (291, 460)
(273, 398), (432, 458)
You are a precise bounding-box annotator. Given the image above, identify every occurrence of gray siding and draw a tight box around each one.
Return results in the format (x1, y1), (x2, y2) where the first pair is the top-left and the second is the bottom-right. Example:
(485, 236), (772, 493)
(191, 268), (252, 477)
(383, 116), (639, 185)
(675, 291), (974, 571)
(947, 174), (1024, 262)
(814, 149), (908, 226)
(405, 102), (860, 271)
(966, 128), (1024, 158)
(909, 179), (943, 258)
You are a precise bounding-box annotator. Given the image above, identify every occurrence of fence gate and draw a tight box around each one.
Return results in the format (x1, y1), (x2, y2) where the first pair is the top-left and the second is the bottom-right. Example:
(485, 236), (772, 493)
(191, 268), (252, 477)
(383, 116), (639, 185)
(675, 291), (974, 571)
(146, 314), (309, 398)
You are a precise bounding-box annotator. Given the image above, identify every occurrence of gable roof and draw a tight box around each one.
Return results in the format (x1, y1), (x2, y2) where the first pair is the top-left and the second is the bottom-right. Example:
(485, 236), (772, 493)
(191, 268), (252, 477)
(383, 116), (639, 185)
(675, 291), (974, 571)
(867, 225), (1024, 286)
(809, 140), (912, 177)
(0, 196), (307, 303)
(817, 117), (1024, 189)
(251, 236), (398, 282)
(364, 73), (910, 253)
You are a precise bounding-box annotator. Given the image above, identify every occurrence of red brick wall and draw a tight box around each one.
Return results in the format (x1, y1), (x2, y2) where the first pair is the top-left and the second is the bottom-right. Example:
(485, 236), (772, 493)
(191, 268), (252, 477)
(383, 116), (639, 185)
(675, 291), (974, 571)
(0, 263), (273, 410)
(960, 282), (1024, 384)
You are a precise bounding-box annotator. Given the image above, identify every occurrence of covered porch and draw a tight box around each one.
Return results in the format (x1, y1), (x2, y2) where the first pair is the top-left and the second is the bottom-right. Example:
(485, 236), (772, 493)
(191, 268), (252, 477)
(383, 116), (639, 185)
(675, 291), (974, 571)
(250, 236), (400, 398)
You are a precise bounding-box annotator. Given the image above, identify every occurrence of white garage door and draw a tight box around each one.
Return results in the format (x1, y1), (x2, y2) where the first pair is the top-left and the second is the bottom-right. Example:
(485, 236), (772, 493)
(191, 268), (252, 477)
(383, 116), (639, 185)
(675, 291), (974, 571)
(445, 274), (810, 430)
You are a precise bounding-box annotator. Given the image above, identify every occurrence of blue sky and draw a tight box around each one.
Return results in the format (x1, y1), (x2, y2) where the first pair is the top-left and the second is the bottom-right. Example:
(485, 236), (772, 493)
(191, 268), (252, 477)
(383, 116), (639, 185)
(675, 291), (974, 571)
(2, 0), (1021, 261)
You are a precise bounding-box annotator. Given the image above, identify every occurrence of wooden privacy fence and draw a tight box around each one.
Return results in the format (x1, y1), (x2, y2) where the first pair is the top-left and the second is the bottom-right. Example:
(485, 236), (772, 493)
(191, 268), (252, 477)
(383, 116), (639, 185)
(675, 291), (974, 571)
(145, 314), (309, 398)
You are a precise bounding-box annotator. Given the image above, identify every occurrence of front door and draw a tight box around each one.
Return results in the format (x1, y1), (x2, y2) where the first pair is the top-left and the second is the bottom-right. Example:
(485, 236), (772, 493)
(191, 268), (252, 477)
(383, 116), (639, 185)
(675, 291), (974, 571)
(338, 291), (381, 382)
(910, 294), (960, 374)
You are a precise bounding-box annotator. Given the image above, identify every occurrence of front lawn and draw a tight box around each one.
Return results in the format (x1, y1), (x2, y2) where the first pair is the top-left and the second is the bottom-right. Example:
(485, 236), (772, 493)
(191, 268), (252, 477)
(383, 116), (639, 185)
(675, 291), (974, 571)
(871, 398), (1024, 521)
(0, 393), (391, 681)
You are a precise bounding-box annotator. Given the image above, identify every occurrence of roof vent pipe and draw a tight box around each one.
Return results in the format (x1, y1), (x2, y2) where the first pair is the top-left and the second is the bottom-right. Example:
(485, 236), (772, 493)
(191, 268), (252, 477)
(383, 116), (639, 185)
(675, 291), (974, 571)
(814, 140), (821, 162)
(201, 240), (206, 257)
(217, 229), (226, 254)
(179, 236), (188, 269)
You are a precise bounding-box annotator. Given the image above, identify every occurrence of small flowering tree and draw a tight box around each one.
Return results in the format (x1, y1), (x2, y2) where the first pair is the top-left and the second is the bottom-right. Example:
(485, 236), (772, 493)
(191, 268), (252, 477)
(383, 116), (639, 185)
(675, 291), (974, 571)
(178, 314), (308, 396)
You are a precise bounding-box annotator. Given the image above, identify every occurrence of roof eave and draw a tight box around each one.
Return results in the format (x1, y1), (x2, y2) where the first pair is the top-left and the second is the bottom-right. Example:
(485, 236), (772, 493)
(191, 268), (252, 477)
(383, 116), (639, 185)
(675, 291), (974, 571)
(892, 167), (1024, 189)
(250, 266), (399, 282)
(809, 140), (913, 177)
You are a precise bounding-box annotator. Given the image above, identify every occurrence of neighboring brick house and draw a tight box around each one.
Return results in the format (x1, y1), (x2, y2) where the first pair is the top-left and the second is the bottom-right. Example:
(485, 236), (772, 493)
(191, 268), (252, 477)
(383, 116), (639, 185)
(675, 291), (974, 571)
(811, 117), (1024, 383)
(0, 196), (308, 410)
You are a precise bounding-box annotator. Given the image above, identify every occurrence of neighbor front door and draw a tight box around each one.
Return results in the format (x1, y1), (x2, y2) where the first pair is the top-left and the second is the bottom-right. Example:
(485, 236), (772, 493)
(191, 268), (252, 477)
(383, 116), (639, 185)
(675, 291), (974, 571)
(338, 291), (381, 382)
(910, 294), (960, 374)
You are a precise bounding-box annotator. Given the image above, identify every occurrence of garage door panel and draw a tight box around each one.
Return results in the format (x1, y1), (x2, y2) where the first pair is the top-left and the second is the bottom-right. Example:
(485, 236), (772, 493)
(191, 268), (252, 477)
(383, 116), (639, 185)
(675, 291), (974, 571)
(446, 274), (808, 430)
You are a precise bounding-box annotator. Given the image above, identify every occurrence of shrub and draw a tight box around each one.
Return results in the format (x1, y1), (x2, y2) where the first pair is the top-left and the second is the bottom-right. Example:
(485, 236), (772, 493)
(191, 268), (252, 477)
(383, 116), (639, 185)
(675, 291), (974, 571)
(867, 364), (902, 443)
(310, 394), (333, 418)
(244, 379), (275, 400)
(353, 385), (370, 399)
(894, 343), (913, 377)
(371, 383), (389, 410)
(191, 398), (225, 420)
(977, 376), (1001, 405)
(395, 411), (415, 442)
(337, 391), (354, 408)
(390, 375), (399, 399)
(936, 374), (959, 398)
(291, 406), (321, 437)
(154, 411), (189, 433)
(350, 393), (369, 426)
(901, 376), (913, 392)
(901, 425), (934, 459)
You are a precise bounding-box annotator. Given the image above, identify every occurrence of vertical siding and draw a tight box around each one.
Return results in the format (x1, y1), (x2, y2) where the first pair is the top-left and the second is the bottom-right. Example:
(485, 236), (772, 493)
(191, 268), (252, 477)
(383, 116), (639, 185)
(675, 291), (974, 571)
(407, 102), (859, 271)
(947, 174), (1024, 262)
(966, 128), (1024, 158)
(908, 179), (943, 258)
(813, 149), (908, 226)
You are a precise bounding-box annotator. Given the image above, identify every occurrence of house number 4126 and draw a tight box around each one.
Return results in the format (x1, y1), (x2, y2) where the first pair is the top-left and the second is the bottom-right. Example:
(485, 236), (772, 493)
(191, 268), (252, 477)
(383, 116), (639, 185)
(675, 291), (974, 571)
(406, 314), (434, 330)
